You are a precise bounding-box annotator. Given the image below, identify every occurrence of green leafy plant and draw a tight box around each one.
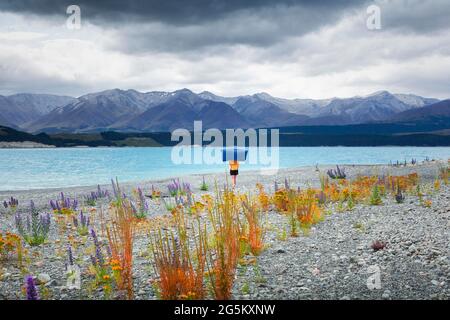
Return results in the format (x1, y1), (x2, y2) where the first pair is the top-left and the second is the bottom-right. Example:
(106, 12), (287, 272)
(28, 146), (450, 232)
(200, 176), (209, 191)
(369, 185), (382, 205)
(15, 201), (51, 246)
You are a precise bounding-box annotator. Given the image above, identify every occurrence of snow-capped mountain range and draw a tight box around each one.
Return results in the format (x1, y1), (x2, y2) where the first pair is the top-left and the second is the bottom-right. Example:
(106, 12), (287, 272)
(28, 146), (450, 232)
(0, 88), (443, 133)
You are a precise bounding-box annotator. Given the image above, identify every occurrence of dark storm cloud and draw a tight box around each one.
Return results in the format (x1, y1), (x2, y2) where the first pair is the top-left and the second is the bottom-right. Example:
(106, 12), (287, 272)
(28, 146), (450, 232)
(0, 0), (364, 25)
(379, 0), (450, 34)
(0, 0), (371, 53)
(111, 3), (367, 53)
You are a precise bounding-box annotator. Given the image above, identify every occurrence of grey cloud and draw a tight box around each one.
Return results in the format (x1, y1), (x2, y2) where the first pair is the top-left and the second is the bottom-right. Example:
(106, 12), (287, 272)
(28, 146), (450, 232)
(379, 0), (450, 34)
(0, 0), (367, 53)
(109, 2), (372, 54)
(0, 0), (363, 25)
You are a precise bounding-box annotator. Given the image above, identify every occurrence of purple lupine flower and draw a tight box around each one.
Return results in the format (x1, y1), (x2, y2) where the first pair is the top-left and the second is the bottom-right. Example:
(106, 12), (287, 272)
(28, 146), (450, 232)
(90, 228), (98, 245)
(137, 187), (149, 214)
(183, 182), (191, 193)
(96, 185), (108, 198)
(72, 199), (78, 210)
(316, 191), (327, 204)
(90, 255), (97, 267)
(186, 189), (194, 207)
(49, 200), (57, 211)
(40, 213), (51, 235)
(130, 201), (137, 216)
(168, 179), (183, 196)
(79, 211), (89, 228)
(15, 201), (51, 246)
(175, 195), (184, 206)
(67, 245), (74, 266)
(3, 201), (7, 208)
(25, 276), (39, 300)
(8, 197), (19, 207)
(72, 215), (79, 228)
(111, 178), (121, 200)
(137, 187), (144, 200)
(95, 246), (104, 266)
(167, 183), (176, 195)
(173, 179), (180, 190)
(284, 178), (290, 190)
(90, 229), (104, 266)
(274, 181), (279, 192)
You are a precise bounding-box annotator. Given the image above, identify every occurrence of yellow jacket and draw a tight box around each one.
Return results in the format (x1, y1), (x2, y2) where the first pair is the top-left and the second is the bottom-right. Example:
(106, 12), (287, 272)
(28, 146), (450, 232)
(229, 161), (239, 170)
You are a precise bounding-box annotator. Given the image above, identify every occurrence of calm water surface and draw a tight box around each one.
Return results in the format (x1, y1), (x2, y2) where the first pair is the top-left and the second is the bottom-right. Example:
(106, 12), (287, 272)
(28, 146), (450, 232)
(0, 147), (449, 190)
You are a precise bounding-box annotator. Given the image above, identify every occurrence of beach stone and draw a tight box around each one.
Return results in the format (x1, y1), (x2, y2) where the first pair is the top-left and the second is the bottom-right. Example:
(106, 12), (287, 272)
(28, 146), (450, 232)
(37, 273), (51, 284)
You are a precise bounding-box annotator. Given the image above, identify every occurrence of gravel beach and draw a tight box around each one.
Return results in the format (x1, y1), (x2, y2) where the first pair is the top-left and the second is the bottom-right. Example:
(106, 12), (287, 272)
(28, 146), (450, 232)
(0, 161), (448, 300)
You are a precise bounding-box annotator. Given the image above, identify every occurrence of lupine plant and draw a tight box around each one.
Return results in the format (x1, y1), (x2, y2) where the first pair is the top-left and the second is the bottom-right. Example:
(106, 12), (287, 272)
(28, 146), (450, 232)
(111, 178), (128, 205)
(369, 184), (382, 205)
(395, 184), (405, 203)
(200, 176), (209, 191)
(73, 211), (90, 236)
(327, 165), (347, 179)
(89, 228), (114, 297)
(161, 197), (178, 213)
(3, 196), (19, 214)
(25, 275), (39, 300)
(15, 201), (51, 246)
(50, 192), (78, 215)
(67, 244), (74, 267)
(131, 187), (149, 219)
(151, 185), (161, 198)
(167, 179), (191, 197)
(85, 185), (109, 206)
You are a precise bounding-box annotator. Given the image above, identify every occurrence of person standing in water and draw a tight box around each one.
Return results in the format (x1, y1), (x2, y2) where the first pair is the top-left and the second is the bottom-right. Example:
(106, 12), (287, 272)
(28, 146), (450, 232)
(229, 160), (239, 187)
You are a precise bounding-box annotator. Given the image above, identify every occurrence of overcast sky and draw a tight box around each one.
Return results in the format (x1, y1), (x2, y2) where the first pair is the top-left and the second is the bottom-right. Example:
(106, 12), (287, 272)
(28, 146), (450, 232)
(0, 0), (449, 99)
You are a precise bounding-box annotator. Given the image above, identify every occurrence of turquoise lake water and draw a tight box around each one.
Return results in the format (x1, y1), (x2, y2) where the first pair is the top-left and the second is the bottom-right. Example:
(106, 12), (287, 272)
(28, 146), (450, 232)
(0, 147), (449, 191)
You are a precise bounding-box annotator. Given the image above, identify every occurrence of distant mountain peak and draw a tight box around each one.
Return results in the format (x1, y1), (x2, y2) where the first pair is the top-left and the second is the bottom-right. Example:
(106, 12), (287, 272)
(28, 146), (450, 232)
(365, 90), (394, 98)
(253, 92), (273, 99)
(0, 88), (443, 133)
(173, 88), (194, 95)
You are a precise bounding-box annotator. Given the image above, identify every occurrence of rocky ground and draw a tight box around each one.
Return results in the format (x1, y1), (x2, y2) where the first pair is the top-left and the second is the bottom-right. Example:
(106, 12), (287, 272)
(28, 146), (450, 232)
(0, 161), (448, 300)
(233, 183), (450, 300)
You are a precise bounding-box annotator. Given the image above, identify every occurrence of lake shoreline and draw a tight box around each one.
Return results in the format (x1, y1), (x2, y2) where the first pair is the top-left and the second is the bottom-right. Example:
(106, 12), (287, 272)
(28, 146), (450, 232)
(0, 160), (446, 209)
